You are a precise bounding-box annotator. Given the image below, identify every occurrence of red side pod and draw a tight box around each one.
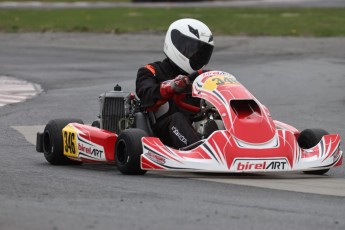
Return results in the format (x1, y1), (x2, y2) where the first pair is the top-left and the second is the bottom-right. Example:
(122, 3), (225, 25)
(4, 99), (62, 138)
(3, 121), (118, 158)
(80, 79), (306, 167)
(72, 123), (117, 162)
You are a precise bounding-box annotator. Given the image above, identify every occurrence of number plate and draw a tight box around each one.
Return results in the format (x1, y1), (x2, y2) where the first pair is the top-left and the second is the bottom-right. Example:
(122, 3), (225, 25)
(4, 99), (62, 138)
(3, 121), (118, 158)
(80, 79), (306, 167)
(203, 75), (238, 91)
(62, 125), (78, 158)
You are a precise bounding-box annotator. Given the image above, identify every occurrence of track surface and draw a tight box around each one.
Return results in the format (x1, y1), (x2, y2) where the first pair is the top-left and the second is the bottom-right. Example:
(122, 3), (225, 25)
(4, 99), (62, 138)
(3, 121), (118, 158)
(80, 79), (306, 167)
(1, 33), (345, 229)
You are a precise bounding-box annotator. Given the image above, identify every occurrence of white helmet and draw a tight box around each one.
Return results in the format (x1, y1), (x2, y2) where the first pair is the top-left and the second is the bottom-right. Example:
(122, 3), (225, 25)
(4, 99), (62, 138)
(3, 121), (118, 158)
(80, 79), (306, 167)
(164, 18), (214, 74)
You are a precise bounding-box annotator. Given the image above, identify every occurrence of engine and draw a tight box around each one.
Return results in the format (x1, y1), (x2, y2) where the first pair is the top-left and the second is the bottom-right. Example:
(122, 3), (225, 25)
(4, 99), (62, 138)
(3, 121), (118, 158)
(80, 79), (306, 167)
(192, 99), (225, 139)
(97, 85), (138, 134)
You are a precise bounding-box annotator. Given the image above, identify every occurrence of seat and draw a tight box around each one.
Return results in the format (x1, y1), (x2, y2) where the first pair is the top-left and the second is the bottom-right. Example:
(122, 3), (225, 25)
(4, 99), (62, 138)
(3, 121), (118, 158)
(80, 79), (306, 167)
(133, 112), (154, 136)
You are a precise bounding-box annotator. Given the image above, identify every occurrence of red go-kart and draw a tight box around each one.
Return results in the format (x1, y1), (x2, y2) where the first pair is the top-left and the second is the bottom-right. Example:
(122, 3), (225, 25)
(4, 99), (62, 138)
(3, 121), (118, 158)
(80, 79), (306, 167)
(36, 71), (343, 175)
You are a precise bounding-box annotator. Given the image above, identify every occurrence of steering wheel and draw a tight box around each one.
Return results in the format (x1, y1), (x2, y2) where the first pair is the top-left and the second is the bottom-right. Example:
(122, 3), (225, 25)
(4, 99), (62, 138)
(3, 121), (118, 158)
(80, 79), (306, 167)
(188, 69), (209, 82)
(173, 70), (210, 113)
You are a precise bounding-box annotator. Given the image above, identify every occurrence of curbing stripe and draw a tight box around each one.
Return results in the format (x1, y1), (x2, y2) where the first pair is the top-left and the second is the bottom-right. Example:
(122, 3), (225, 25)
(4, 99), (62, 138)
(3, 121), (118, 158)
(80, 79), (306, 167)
(0, 76), (42, 107)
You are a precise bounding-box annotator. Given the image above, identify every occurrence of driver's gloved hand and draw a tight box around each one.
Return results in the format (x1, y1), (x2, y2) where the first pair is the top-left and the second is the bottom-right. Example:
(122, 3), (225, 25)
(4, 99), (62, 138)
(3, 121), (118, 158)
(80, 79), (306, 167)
(160, 75), (190, 99)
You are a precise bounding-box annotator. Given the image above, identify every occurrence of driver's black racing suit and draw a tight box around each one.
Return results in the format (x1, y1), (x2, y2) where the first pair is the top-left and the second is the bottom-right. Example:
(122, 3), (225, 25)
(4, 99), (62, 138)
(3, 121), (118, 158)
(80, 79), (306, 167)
(136, 58), (201, 149)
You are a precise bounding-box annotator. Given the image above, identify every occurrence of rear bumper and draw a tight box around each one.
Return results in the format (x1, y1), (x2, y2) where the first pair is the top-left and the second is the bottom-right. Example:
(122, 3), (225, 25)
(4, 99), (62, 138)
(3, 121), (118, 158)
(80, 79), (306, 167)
(36, 132), (44, 153)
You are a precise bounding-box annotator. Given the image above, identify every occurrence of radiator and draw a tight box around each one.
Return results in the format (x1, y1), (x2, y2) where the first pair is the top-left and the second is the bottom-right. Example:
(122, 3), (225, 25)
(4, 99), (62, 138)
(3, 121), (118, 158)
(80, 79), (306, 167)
(99, 91), (130, 134)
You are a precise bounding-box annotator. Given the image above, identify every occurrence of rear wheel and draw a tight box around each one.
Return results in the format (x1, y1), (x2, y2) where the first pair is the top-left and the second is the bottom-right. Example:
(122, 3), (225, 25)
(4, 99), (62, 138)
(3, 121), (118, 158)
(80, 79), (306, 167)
(115, 129), (147, 175)
(43, 118), (83, 165)
(91, 119), (100, 128)
(297, 128), (329, 175)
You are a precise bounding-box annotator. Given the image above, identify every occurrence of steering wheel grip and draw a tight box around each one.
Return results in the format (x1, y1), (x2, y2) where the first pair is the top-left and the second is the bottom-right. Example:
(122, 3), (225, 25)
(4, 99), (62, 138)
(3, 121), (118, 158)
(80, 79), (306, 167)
(173, 70), (210, 113)
(188, 69), (210, 82)
(173, 94), (200, 113)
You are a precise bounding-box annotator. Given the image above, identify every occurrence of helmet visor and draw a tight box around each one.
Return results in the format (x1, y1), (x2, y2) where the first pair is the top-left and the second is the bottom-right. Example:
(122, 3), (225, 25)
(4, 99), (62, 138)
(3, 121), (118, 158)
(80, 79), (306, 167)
(171, 29), (214, 71)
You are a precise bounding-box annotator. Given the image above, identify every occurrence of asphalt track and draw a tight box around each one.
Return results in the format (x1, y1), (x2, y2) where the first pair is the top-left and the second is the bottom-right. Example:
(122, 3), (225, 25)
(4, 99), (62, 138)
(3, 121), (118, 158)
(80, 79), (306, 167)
(1, 33), (345, 229)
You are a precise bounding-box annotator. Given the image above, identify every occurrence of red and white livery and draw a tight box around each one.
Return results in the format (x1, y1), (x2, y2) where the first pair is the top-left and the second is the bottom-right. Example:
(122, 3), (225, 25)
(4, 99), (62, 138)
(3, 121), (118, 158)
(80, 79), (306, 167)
(140, 71), (342, 173)
(37, 71), (342, 175)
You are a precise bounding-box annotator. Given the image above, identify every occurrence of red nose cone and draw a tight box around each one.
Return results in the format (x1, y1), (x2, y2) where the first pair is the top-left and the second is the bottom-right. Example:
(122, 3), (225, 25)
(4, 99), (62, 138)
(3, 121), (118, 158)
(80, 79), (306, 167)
(230, 100), (276, 144)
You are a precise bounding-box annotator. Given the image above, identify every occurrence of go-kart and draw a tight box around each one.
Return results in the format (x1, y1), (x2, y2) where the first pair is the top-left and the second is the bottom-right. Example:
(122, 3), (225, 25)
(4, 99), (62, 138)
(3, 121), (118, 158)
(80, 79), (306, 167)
(36, 71), (343, 175)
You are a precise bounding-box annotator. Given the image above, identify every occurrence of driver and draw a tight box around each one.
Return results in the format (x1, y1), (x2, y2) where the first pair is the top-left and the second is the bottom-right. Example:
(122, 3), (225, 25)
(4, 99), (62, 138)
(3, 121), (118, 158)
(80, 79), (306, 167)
(136, 18), (214, 149)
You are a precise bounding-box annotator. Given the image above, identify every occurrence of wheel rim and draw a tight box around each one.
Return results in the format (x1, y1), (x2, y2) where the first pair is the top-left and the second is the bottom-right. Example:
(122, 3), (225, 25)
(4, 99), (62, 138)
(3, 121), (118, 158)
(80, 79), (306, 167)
(116, 140), (128, 165)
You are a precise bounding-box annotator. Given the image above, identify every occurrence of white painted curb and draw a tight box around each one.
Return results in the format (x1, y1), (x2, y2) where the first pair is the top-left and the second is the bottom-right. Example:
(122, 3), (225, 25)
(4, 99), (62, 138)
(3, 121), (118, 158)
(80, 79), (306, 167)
(0, 76), (42, 107)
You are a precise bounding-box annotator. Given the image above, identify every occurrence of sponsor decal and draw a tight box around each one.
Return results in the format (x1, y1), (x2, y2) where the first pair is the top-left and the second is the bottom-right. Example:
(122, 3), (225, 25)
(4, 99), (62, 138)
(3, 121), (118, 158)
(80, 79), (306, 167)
(63, 125), (106, 161)
(231, 158), (290, 172)
(146, 151), (166, 165)
(78, 143), (103, 159)
(171, 126), (188, 145)
(202, 71), (229, 77)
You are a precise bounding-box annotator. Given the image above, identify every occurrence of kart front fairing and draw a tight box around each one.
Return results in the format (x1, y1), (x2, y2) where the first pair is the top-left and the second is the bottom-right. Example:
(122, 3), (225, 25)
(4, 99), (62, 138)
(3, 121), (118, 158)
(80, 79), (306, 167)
(141, 71), (342, 172)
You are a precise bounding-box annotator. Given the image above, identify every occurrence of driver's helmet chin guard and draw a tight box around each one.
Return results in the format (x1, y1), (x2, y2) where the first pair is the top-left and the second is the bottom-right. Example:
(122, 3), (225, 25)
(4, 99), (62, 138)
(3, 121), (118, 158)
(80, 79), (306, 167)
(164, 18), (214, 75)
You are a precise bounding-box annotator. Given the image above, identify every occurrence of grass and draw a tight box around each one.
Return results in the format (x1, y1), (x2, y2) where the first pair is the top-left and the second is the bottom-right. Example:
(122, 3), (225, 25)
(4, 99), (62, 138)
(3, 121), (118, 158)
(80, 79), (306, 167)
(0, 0), (131, 2)
(0, 7), (345, 36)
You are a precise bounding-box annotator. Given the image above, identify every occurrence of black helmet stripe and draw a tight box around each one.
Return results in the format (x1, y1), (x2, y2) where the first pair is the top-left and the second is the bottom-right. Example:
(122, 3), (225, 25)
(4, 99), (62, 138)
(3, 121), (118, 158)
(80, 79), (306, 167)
(188, 25), (200, 39)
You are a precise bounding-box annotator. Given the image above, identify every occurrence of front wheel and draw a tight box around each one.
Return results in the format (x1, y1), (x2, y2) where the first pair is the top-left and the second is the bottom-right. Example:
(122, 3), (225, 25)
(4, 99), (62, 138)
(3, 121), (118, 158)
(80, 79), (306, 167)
(43, 118), (83, 165)
(297, 128), (329, 175)
(115, 129), (147, 175)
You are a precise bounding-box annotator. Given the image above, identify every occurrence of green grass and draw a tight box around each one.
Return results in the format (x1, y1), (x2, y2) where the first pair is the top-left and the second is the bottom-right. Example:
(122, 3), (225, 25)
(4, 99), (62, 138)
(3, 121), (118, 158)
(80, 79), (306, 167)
(0, 7), (345, 36)
(0, 0), (130, 2)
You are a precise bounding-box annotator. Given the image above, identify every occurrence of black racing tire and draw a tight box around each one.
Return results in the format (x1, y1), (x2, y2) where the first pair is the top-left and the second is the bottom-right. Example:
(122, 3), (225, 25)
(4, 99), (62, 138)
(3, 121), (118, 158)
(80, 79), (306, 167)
(43, 118), (84, 165)
(91, 119), (101, 128)
(297, 128), (330, 175)
(115, 129), (147, 175)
